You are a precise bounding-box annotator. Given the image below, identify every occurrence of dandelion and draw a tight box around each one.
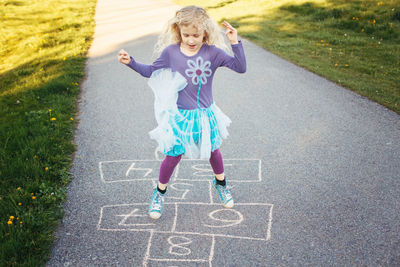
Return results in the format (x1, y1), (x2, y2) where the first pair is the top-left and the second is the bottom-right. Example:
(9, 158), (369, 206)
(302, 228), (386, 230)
(17, 217), (19, 220)
(49, 109), (52, 112)
(70, 117), (74, 121)
(321, 40), (324, 43)
(34, 155), (38, 159)
(335, 63), (338, 67)
(50, 117), (56, 121)
(18, 203), (22, 206)
(45, 167), (49, 171)
(32, 196), (36, 200)
(361, 29), (365, 32)
(63, 57), (67, 61)
(345, 64), (349, 67)
(377, 1), (383, 6)
(8, 220), (12, 225)
(372, 19), (376, 24)
(20, 221), (23, 224)
(10, 216), (14, 220)
(17, 187), (21, 191)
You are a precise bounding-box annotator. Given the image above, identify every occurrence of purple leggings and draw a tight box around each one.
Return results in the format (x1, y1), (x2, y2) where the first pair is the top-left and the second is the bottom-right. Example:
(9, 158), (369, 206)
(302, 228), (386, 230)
(158, 149), (224, 184)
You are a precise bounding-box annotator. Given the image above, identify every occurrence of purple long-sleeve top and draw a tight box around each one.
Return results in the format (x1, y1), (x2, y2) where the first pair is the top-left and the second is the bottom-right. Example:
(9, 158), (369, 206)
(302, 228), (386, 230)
(127, 41), (246, 110)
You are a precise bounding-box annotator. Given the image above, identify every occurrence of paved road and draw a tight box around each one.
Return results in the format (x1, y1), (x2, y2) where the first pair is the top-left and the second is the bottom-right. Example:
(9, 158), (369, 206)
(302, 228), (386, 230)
(48, 0), (400, 266)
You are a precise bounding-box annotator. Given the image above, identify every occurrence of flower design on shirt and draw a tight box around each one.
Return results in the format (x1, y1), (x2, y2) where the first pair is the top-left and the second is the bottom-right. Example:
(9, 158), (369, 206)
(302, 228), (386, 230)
(185, 56), (212, 85)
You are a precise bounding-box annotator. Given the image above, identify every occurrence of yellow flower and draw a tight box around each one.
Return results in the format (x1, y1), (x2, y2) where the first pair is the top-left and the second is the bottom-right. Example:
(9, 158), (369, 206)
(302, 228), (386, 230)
(49, 109), (52, 112)
(70, 117), (74, 121)
(20, 221), (23, 224)
(45, 167), (49, 171)
(345, 64), (349, 67)
(32, 196), (36, 200)
(372, 19), (376, 24)
(50, 117), (56, 121)
(17, 187), (21, 190)
(18, 203), (22, 206)
(8, 220), (12, 225)
(63, 57), (67, 61)
(17, 217), (19, 220)
(10, 216), (14, 220)
(361, 29), (364, 32)
(321, 40), (324, 43)
(334, 63), (338, 67)
(34, 155), (38, 159)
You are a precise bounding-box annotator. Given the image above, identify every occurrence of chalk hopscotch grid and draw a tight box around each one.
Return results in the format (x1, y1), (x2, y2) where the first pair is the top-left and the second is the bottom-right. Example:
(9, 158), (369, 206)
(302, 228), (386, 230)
(97, 157), (272, 266)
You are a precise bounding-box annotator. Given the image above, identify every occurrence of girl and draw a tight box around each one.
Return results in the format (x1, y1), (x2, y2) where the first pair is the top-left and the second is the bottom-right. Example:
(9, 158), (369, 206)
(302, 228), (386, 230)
(118, 5), (246, 219)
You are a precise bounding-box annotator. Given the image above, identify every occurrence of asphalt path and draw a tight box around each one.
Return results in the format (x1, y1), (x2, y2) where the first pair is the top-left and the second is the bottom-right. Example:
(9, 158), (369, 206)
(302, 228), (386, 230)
(48, 0), (400, 266)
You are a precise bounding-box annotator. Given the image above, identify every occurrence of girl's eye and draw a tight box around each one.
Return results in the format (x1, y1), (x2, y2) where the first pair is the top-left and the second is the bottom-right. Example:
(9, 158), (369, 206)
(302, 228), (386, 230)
(194, 35), (199, 38)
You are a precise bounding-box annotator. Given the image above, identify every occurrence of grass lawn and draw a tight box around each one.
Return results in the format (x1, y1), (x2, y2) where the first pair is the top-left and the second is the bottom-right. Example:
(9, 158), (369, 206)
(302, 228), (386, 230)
(0, 0), (96, 265)
(175, 0), (400, 114)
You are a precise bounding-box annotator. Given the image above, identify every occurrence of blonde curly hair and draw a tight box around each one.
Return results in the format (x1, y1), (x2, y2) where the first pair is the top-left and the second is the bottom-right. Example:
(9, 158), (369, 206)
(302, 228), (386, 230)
(154, 6), (230, 56)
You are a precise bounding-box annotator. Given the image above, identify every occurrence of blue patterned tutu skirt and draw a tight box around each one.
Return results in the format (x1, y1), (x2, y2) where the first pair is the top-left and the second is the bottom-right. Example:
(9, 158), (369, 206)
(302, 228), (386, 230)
(148, 68), (231, 159)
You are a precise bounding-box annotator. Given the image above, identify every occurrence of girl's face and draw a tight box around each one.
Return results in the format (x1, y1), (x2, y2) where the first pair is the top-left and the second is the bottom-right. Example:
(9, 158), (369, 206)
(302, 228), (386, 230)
(179, 24), (205, 53)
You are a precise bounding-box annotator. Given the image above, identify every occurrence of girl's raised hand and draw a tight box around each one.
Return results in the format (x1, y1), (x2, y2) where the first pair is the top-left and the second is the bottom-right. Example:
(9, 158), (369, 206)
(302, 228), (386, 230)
(222, 21), (238, 45)
(118, 49), (131, 64)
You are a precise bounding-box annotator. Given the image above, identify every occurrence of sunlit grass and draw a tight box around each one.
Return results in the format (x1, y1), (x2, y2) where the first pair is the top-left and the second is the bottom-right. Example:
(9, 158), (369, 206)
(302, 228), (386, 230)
(0, 0), (96, 265)
(175, 0), (400, 113)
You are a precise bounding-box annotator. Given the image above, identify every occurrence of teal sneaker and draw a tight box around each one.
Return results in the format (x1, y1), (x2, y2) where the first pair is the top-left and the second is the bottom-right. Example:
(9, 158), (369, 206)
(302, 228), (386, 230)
(213, 178), (234, 208)
(149, 188), (166, 219)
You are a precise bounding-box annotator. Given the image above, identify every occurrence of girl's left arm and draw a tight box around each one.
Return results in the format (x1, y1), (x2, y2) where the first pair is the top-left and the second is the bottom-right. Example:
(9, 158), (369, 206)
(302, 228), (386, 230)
(216, 41), (247, 73)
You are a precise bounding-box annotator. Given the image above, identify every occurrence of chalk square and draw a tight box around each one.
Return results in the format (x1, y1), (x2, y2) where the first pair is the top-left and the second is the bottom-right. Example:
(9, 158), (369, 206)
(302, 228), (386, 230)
(99, 160), (161, 183)
(144, 260), (209, 266)
(174, 203), (273, 241)
(145, 259), (209, 266)
(174, 159), (261, 182)
(167, 182), (211, 203)
(98, 204), (175, 232)
(146, 232), (212, 263)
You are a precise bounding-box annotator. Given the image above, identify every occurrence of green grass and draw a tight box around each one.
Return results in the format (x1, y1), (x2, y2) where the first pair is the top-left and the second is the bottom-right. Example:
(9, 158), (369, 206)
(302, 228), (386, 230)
(0, 0), (96, 265)
(175, 0), (400, 114)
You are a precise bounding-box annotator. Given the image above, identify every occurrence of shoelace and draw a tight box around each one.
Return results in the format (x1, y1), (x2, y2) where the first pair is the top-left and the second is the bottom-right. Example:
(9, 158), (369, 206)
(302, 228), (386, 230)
(223, 188), (232, 199)
(152, 193), (163, 210)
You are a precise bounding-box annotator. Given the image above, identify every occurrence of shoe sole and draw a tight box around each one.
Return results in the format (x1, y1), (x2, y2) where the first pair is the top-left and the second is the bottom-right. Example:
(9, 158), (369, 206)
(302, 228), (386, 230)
(223, 199), (234, 208)
(149, 211), (161, 219)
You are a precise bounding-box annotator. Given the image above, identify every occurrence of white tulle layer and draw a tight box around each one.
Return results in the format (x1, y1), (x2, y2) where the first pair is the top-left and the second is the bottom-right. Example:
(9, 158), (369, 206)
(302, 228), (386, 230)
(147, 68), (231, 159)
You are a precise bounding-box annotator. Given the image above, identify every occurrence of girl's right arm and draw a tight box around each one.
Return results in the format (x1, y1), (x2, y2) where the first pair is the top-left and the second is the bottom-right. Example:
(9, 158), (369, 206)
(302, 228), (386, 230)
(118, 48), (169, 78)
